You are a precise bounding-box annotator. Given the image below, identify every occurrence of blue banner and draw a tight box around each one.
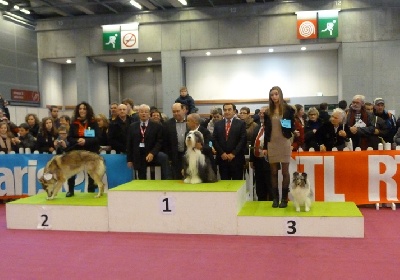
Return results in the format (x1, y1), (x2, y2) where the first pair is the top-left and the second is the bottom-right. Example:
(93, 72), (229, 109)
(0, 154), (133, 197)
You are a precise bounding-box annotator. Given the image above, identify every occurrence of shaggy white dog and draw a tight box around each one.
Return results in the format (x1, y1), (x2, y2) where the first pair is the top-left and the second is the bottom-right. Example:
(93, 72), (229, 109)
(183, 130), (217, 184)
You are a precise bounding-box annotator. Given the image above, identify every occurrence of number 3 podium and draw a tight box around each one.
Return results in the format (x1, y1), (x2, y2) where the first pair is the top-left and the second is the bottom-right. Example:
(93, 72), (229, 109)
(6, 180), (364, 238)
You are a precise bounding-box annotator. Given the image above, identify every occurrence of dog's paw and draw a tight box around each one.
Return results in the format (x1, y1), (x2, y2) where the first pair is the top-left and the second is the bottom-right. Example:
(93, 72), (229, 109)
(190, 177), (202, 184)
(305, 206), (310, 212)
(183, 178), (191, 184)
(296, 207), (301, 212)
(94, 194), (101, 198)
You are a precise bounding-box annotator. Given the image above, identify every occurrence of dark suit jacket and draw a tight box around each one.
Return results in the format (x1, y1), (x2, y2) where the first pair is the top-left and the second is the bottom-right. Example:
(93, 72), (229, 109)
(195, 126), (217, 174)
(162, 118), (188, 164)
(108, 117), (133, 153)
(212, 118), (247, 165)
(126, 121), (163, 169)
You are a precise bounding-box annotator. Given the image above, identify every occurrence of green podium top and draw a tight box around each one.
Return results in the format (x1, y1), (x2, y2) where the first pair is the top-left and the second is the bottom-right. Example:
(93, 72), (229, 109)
(110, 180), (246, 192)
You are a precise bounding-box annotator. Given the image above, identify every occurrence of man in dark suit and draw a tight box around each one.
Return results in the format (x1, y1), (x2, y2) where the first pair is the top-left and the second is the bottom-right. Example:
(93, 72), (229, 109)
(127, 104), (171, 179)
(213, 103), (247, 180)
(108, 104), (133, 154)
(186, 113), (217, 175)
(163, 103), (188, 179)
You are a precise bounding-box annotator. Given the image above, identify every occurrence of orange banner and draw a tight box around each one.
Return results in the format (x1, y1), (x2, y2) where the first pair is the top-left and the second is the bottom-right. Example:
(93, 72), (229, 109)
(290, 151), (400, 205)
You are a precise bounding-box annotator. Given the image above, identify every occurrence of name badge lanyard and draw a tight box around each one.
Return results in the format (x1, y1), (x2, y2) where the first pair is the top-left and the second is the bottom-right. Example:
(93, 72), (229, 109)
(140, 125), (147, 142)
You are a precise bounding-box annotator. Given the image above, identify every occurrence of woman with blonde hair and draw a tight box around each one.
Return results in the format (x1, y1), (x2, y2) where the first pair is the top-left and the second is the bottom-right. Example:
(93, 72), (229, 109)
(304, 107), (323, 151)
(96, 113), (109, 147)
(262, 86), (295, 208)
(0, 122), (17, 153)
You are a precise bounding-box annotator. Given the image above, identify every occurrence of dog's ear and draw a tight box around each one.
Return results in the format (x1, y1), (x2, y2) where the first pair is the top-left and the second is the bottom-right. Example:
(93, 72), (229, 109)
(43, 173), (53, 181)
(293, 172), (299, 178)
(302, 173), (307, 180)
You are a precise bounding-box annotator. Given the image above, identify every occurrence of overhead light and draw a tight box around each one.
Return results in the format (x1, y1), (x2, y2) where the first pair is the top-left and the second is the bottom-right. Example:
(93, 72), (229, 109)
(119, 58), (125, 63)
(237, 50), (242, 54)
(0, 1), (9, 6)
(130, 0), (142, 9)
(13, 5), (19, 10)
(66, 59), (72, 64)
(206, 52), (211, 56)
(301, 47), (307, 51)
(3, 12), (35, 29)
(269, 48), (274, 53)
(147, 57), (152, 61)
(178, 0), (187, 5)
(20, 8), (30, 14)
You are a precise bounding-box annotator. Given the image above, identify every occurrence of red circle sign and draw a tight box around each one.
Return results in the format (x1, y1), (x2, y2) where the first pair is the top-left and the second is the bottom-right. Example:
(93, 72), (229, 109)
(123, 33), (136, 47)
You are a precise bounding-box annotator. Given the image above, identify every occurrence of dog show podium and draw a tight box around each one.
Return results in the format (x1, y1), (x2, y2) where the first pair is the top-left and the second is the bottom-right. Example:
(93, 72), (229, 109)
(6, 180), (364, 238)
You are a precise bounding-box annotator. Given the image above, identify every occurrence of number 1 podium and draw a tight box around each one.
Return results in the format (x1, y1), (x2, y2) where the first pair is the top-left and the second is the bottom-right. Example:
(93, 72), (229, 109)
(6, 180), (364, 238)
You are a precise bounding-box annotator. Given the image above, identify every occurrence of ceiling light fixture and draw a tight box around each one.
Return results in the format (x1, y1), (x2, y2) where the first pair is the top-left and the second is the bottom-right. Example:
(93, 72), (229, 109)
(301, 47), (307, 51)
(20, 8), (30, 14)
(178, 0), (187, 5)
(13, 5), (19, 10)
(147, 57), (152, 61)
(119, 58), (125, 63)
(0, 1), (9, 6)
(206, 52), (211, 56)
(237, 50), (242, 54)
(66, 59), (72, 64)
(269, 48), (274, 53)
(130, 0), (142, 9)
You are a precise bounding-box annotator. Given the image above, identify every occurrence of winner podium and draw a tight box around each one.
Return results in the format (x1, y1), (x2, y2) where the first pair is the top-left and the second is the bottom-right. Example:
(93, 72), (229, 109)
(6, 180), (364, 238)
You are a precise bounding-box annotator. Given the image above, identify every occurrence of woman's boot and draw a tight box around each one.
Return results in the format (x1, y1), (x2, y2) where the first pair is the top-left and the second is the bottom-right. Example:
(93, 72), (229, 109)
(66, 176), (75, 197)
(272, 187), (279, 208)
(279, 187), (289, 208)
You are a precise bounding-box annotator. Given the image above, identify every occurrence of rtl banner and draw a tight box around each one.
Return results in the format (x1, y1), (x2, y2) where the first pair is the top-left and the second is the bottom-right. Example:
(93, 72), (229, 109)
(102, 22), (139, 50)
(297, 10), (339, 39)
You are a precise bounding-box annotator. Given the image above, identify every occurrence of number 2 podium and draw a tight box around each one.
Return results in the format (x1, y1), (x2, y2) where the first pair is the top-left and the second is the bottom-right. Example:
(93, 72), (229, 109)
(6, 180), (364, 238)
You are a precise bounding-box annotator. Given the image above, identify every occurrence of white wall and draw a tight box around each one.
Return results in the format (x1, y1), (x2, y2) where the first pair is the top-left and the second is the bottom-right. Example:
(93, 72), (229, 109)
(185, 50), (338, 100)
(40, 60), (63, 106)
(89, 62), (109, 116)
(62, 64), (77, 106)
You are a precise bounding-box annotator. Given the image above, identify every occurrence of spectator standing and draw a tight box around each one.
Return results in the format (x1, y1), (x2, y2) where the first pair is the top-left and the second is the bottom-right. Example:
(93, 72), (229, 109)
(318, 102), (330, 123)
(59, 115), (71, 132)
(96, 113), (109, 148)
(213, 103), (247, 180)
(25, 113), (40, 139)
(292, 104), (305, 151)
(262, 86), (295, 208)
(108, 104), (133, 154)
(66, 101), (100, 197)
(175, 86), (196, 114)
(206, 108), (223, 135)
(122, 98), (139, 122)
(163, 103), (188, 179)
(49, 106), (61, 129)
(126, 104), (171, 180)
(0, 122), (17, 153)
(373, 98), (396, 143)
(14, 123), (36, 152)
(36, 117), (58, 153)
(365, 102), (388, 149)
(109, 102), (119, 121)
(346, 95), (374, 150)
(239, 106), (258, 150)
(303, 107), (323, 151)
(249, 106), (272, 201)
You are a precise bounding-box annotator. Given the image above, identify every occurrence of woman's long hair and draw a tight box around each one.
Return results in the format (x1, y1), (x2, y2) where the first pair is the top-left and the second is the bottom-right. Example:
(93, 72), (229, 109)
(72, 101), (95, 122)
(268, 86), (286, 118)
(40, 117), (57, 137)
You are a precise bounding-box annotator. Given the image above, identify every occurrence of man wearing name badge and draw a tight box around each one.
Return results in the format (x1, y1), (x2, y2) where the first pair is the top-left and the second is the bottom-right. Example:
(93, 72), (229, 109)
(126, 104), (171, 180)
(346, 94), (374, 150)
(163, 103), (188, 179)
(213, 103), (247, 180)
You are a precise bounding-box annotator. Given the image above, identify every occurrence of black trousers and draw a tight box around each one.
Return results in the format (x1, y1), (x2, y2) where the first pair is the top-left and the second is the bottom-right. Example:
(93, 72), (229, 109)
(218, 158), (245, 180)
(253, 157), (272, 201)
(171, 151), (185, 180)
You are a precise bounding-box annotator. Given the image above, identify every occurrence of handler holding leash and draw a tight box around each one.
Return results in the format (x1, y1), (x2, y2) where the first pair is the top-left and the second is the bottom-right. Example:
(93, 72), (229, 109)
(66, 101), (100, 197)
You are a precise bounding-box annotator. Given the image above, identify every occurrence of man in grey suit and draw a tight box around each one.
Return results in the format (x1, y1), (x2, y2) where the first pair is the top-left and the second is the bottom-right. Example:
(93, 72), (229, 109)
(213, 103), (247, 180)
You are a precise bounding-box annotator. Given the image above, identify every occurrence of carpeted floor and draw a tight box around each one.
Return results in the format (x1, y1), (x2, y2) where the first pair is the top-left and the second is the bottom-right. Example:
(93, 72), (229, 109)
(0, 204), (399, 279)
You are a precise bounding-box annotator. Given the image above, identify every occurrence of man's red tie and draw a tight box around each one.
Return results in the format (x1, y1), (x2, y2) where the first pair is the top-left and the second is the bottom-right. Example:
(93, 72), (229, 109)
(226, 119), (231, 140)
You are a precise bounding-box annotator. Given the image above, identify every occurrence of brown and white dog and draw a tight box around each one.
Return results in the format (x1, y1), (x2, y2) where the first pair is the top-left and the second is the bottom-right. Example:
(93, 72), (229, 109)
(38, 150), (106, 200)
(183, 130), (217, 184)
(290, 172), (313, 212)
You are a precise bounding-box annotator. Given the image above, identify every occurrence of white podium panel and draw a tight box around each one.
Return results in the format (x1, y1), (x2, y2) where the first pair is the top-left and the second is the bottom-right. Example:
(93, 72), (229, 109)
(6, 193), (109, 232)
(108, 180), (247, 235)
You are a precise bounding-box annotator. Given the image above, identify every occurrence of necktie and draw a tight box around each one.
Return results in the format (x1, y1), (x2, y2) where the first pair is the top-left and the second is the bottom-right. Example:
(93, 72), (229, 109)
(226, 119), (231, 140)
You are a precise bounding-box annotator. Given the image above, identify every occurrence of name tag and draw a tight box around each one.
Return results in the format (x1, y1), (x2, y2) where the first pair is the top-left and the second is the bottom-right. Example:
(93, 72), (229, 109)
(280, 119), (291, 128)
(84, 129), (95, 137)
(139, 143), (145, 148)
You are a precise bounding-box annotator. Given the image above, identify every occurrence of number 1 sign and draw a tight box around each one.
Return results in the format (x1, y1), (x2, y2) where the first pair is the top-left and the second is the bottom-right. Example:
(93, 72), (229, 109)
(159, 196), (176, 215)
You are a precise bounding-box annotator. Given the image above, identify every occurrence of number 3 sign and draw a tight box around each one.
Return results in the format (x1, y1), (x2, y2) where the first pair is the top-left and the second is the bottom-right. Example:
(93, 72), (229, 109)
(159, 196), (176, 215)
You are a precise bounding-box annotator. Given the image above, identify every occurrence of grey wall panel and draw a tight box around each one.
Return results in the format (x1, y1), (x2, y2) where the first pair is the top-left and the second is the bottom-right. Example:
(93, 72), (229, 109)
(0, 66), (17, 84)
(186, 21), (219, 50)
(17, 53), (38, 72)
(0, 33), (16, 51)
(139, 25), (162, 52)
(259, 15), (298, 46)
(161, 23), (181, 51)
(17, 70), (38, 87)
(16, 36), (38, 56)
(218, 18), (259, 48)
(37, 30), (76, 59)
(0, 49), (17, 68)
